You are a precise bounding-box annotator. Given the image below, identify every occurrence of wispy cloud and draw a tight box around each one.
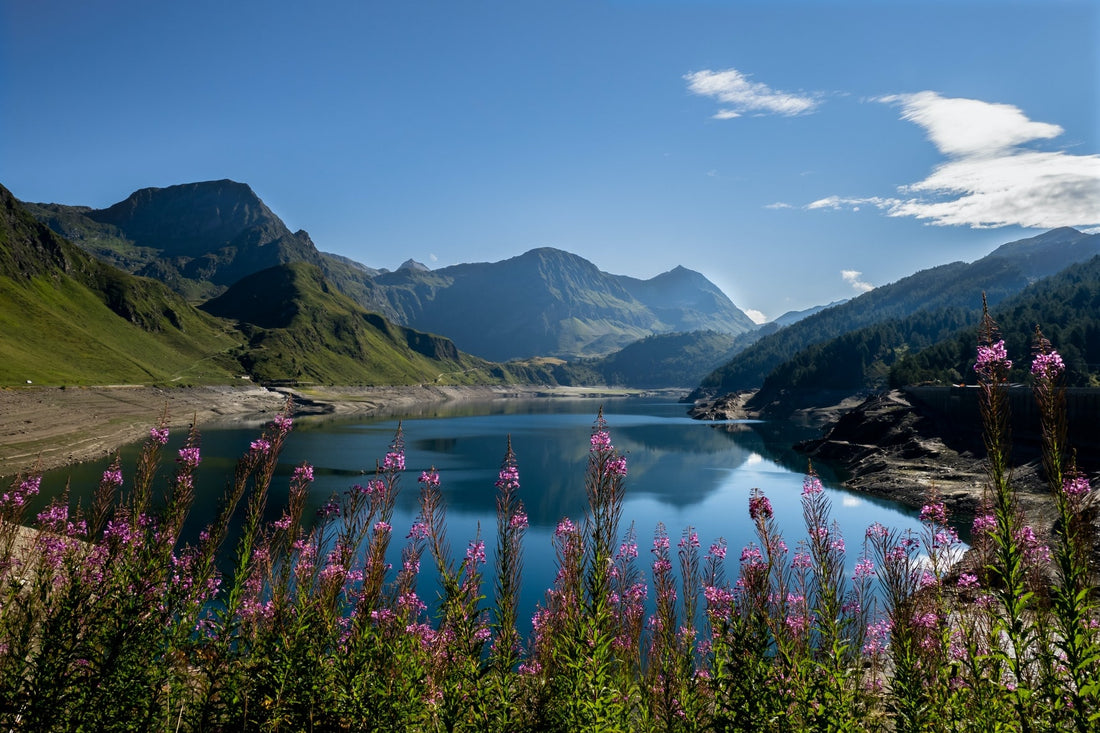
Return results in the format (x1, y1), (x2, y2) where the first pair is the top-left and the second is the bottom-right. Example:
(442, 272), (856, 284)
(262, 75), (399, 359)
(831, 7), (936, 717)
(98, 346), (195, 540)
(765, 201), (793, 210)
(685, 68), (820, 119)
(744, 308), (768, 324)
(810, 92), (1100, 230)
(841, 269), (874, 293)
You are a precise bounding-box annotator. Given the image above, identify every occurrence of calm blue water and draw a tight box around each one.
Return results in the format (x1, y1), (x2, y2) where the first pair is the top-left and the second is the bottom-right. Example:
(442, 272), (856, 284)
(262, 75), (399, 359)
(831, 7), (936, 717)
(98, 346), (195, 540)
(32, 398), (931, 632)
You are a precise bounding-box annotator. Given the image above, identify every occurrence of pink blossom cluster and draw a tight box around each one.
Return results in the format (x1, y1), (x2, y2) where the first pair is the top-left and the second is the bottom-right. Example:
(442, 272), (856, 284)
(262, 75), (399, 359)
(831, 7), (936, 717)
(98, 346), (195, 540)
(590, 430), (613, 452)
(495, 464), (520, 491)
(383, 451), (405, 471)
(749, 492), (773, 521)
(974, 339), (1012, 378)
(1062, 474), (1090, 497)
(177, 446), (201, 469)
(2, 475), (41, 508)
(272, 413), (293, 435)
(1030, 350), (1065, 380)
(919, 502), (947, 525)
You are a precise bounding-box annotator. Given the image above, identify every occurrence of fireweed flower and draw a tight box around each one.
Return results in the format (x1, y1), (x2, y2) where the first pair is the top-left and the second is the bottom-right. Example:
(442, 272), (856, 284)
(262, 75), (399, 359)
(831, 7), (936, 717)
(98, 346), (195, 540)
(272, 413), (293, 435)
(373, 521), (391, 534)
(177, 446), (201, 469)
(1031, 349), (1065, 381)
(3, 475), (42, 508)
(974, 339), (1012, 378)
(957, 572), (980, 589)
(418, 470), (440, 488)
(407, 521), (429, 541)
(1062, 474), (1090, 497)
(607, 456), (628, 476)
(383, 451), (405, 471)
(919, 502), (947, 525)
(466, 539), (486, 566)
(292, 463), (314, 483)
(555, 518), (577, 538)
(802, 474), (824, 496)
(149, 426), (170, 445)
(509, 512), (529, 530)
(749, 492), (773, 521)
(101, 466), (123, 488)
(590, 430), (613, 452)
(972, 514), (996, 535)
(250, 438), (271, 454)
(853, 557), (875, 578)
(678, 531), (700, 550)
(495, 464), (520, 490)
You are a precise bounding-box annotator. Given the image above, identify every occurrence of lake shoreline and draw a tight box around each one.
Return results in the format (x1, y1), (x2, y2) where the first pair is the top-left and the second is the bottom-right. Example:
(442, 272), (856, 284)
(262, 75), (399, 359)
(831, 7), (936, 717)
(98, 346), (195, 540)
(0, 383), (676, 479)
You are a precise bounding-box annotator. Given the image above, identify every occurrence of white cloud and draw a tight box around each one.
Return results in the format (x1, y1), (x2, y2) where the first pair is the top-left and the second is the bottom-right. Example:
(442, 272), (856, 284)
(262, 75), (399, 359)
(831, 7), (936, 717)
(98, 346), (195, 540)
(765, 201), (793, 210)
(685, 68), (820, 118)
(811, 92), (1100, 230)
(841, 270), (874, 293)
(429, 253), (439, 262)
(879, 91), (1064, 157)
(744, 308), (768, 324)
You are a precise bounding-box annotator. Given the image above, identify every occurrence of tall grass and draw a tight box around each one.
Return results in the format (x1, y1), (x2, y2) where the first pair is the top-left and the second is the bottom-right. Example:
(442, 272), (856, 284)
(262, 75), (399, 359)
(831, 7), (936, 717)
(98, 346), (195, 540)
(0, 314), (1096, 731)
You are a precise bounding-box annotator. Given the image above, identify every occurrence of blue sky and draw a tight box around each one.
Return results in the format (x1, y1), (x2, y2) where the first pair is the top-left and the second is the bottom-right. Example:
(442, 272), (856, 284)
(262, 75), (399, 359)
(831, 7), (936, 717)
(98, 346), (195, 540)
(3, 1), (1097, 322)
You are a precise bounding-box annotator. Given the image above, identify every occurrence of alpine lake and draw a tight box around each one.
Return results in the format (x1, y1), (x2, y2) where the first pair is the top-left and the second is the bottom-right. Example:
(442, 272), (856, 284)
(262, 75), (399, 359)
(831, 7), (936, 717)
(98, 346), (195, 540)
(33, 396), (936, 633)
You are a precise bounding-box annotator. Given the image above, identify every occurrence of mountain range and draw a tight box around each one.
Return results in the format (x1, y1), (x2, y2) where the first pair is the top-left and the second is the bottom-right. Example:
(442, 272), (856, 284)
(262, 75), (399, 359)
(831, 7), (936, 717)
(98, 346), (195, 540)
(11, 178), (1100, 399)
(25, 180), (757, 362)
(0, 183), (510, 387)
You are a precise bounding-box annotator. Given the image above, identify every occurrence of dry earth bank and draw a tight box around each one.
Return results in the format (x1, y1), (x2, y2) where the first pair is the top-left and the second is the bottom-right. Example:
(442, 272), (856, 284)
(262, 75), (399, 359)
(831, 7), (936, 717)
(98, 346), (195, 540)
(0, 384), (644, 479)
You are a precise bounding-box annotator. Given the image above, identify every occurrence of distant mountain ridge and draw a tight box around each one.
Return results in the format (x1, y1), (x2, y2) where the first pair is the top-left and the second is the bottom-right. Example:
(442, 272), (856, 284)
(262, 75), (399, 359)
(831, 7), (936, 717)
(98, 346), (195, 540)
(367, 248), (757, 361)
(25, 180), (754, 362)
(694, 227), (1100, 400)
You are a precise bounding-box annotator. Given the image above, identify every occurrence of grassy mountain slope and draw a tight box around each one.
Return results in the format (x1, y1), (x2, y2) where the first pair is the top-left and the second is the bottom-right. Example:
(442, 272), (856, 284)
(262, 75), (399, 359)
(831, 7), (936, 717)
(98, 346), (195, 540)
(0, 185), (243, 385)
(199, 262), (503, 385)
(696, 228), (1100, 398)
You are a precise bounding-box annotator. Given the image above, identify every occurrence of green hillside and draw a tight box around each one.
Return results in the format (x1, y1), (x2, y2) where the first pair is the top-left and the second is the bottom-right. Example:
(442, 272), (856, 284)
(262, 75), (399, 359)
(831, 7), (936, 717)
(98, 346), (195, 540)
(0, 185), (243, 385)
(200, 262), (504, 385)
(889, 255), (1100, 387)
(696, 228), (1100, 398)
(571, 330), (753, 389)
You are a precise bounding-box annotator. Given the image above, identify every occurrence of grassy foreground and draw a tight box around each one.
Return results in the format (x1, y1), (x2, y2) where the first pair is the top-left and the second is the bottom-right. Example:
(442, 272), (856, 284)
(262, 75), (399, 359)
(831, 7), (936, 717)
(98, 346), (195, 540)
(0, 309), (1096, 731)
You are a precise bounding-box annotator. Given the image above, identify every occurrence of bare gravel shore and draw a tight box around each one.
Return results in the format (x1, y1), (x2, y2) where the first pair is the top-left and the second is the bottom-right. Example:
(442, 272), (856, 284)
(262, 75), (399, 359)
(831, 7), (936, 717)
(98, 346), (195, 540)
(0, 383), (635, 478)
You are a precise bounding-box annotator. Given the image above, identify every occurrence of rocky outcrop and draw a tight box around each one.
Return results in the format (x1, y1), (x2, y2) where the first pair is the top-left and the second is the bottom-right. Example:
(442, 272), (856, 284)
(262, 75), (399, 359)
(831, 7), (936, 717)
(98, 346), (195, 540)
(797, 390), (1100, 572)
(688, 390), (760, 420)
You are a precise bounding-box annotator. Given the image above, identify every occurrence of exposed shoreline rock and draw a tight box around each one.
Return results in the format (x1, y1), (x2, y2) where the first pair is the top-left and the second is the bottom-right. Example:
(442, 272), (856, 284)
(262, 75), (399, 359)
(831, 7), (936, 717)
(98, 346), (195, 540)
(795, 389), (1099, 566)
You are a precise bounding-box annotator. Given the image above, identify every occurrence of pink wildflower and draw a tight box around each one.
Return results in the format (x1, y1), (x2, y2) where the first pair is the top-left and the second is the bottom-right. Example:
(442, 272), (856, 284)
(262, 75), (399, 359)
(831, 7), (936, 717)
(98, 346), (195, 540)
(1031, 350), (1064, 380)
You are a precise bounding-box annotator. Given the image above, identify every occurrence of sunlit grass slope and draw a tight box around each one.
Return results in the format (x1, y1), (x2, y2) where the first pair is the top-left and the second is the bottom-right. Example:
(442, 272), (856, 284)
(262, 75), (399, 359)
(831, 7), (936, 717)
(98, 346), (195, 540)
(0, 185), (242, 386)
(200, 262), (505, 385)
